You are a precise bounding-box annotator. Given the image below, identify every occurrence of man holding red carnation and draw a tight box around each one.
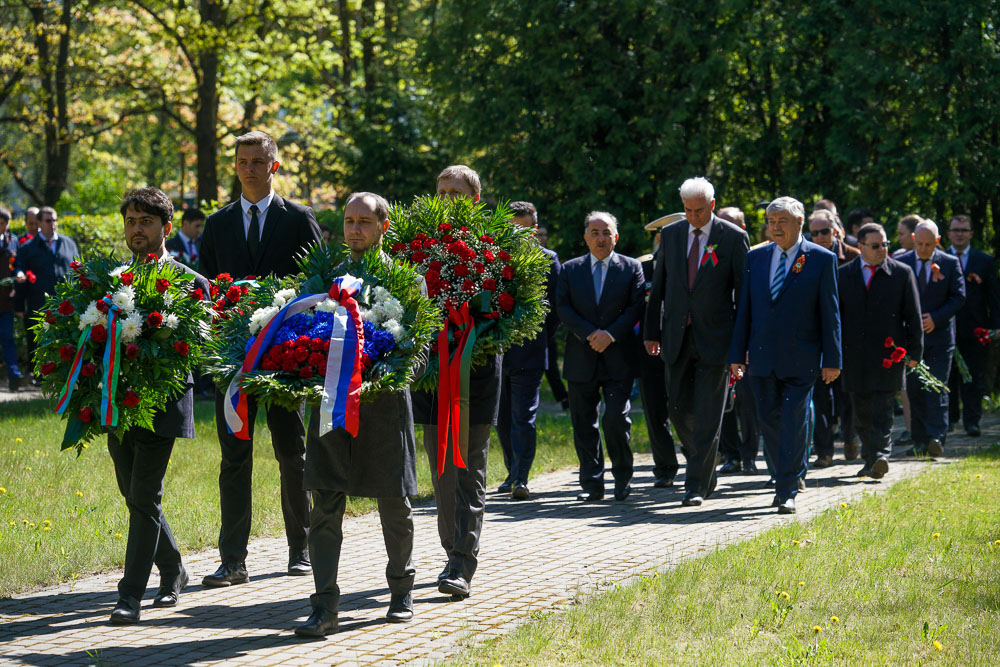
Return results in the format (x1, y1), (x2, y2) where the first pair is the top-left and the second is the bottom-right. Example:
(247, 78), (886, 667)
(838, 223), (923, 480)
(106, 188), (211, 624)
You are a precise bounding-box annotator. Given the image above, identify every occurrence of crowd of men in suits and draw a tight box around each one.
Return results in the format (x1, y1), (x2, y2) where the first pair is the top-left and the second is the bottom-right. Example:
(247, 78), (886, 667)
(2, 130), (999, 634)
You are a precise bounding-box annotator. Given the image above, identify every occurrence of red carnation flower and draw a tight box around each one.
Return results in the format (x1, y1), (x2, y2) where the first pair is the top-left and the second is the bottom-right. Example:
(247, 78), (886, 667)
(294, 347), (309, 363)
(79, 276), (92, 288)
(308, 352), (325, 367)
(473, 263), (485, 274)
(462, 279), (477, 293)
(209, 285), (220, 298)
(483, 249), (495, 263)
(213, 299), (226, 311)
(498, 250), (511, 262)
(441, 234), (454, 244)
(439, 280), (452, 292)
(453, 264), (470, 277)
(146, 311), (163, 328)
(482, 278), (497, 291)
(891, 347), (907, 363)
(973, 327), (988, 338)
(225, 286), (241, 302)
(299, 365), (315, 379)
(246, 274), (257, 280)
(502, 266), (515, 280)
(122, 391), (140, 408)
(423, 238), (438, 248)
(484, 310), (501, 320)
(411, 250), (429, 264)
(80, 362), (97, 378)
(438, 222), (452, 232)
(96, 300), (110, 314)
(215, 273), (232, 283)
(44, 310), (56, 324)
(191, 287), (204, 300)
(58, 300), (74, 316)
(282, 359), (298, 373)
(481, 234), (494, 244)
(425, 270), (441, 285)
(174, 341), (190, 356)
(91, 324), (107, 344)
(125, 343), (139, 359)
(239, 285), (250, 296)
(428, 261), (443, 272)
(262, 358), (279, 371)
(410, 239), (423, 250)
(59, 345), (75, 361)
(26, 270), (37, 284)
(884, 337), (894, 348)
(144, 253), (159, 263)
(120, 272), (134, 286)
(78, 406), (93, 423)
(310, 339), (325, 352)
(498, 293), (515, 312)
(881, 358), (893, 368)
(70, 260), (82, 271)
(40, 361), (57, 375)
(317, 362), (327, 376)
(391, 243), (407, 253)
(156, 278), (171, 293)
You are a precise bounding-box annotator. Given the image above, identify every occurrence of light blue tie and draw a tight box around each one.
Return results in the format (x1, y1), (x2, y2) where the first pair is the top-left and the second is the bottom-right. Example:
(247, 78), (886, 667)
(593, 260), (604, 303)
(771, 250), (787, 301)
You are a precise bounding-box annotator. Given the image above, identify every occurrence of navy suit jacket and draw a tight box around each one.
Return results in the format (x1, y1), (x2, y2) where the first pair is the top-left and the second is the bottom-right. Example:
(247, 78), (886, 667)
(953, 248), (1000, 339)
(896, 249), (966, 348)
(503, 246), (560, 372)
(557, 251), (644, 383)
(729, 239), (842, 379)
(13, 234), (80, 312)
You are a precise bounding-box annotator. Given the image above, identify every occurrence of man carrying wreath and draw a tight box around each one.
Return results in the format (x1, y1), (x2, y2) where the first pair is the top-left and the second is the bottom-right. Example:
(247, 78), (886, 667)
(108, 188), (210, 624)
(295, 192), (421, 637)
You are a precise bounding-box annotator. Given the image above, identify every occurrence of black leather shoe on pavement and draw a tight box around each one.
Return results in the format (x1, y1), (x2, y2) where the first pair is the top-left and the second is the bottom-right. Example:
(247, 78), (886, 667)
(295, 606), (338, 638)
(681, 492), (703, 507)
(856, 466), (871, 478)
(967, 425), (982, 437)
(109, 596), (141, 625)
(719, 459), (742, 474)
(764, 477), (776, 488)
(439, 574), (471, 598)
(653, 476), (674, 488)
(614, 484), (632, 501)
(153, 566), (189, 608)
(512, 481), (530, 500)
(771, 494), (782, 507)
(497, 479), (513, 494)
(812, 455), (834, 468)
(927, 439), (944, 457)
(437, 564), (452, 582)
(288, 548), (311, 576)
(202, 561), (249, 587)
(742, 459), (759, 474)
(576, 491), (604, 502)
(386, 592), (414, 623)
(777, 497), (796, 514)
(869, 458), (889, 480)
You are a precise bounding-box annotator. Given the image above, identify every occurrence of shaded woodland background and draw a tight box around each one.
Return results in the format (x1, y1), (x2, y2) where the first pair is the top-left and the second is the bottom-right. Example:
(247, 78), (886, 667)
(2, 0), (999, 256)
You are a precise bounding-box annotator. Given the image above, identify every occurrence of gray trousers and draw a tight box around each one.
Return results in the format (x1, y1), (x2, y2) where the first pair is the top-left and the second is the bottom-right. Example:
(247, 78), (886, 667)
(422, 424), (490, 582)
(307, 490), (414, 611)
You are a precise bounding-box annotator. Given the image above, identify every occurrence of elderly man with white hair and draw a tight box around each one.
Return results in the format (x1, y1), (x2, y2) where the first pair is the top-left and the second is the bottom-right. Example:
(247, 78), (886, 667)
(729, 196), (842, 514)
(895, 219), (965, 457)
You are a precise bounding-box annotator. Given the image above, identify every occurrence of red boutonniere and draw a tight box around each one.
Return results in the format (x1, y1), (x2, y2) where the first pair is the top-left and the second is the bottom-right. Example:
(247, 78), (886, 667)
(700, 244), (719, 267)
(930, 263), (944, 282)
(974, 327), (1000, 346)
(791, 255), (806, 274)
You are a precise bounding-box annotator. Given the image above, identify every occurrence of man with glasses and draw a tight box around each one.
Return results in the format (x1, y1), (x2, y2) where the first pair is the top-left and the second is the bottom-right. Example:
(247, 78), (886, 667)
(729, 197), (841, 514)
(946, 215), (1000, 437)
(838, 223), (922, 479)
(896, 220), (965, 457)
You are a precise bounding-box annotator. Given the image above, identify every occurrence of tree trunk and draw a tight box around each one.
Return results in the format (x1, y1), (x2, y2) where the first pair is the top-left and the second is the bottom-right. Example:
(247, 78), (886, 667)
(195, 0), (223, 206)
(361, 0), (376, 93)
(338, 0), (353, 85)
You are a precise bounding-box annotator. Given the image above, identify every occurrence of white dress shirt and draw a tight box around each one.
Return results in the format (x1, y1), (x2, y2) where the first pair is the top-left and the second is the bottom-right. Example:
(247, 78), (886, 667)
(590, 251), (616, 295)
(241, 191), (274, 241)
(686, 218), (714, 262)
(769, 236), (804, 284)
(949, 245), (969, 272)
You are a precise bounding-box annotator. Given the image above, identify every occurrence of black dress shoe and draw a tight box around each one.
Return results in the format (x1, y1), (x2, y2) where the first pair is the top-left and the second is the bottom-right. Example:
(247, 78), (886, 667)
(497, 479), (513, 494)
(437, 564), (452, 582)
(288, 548), (311, 576)
(770, 494), (781, 507)
(386, 592), (413, 623)
(614, 484), (632, 501)
(764, 477), (776, 488)
(742, 459), (758, 474)
(777, 497), (796, 514)
(153, 567), (189, 608)
(576, 491), (603, 502)
(512, 481), (530, 500)
(681, 492), (703, 507)
(856, 466), (871, 478)
(295, 606), (338, 638)
(439, 573), (470, 597)
(967, 425), (982, 437)
(812, 455), (834, 468)
(653, 476), (674, 488)
(927, 439), (944, 457)
(109, 596), (141, 625)
(719, 459), (742, 474)
(202, 561), (249, 587)
(869, 458), (889, 480)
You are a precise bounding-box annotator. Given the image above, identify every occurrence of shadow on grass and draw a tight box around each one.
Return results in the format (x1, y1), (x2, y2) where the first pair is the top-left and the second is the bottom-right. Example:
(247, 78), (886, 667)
(0, 397), (53, 419)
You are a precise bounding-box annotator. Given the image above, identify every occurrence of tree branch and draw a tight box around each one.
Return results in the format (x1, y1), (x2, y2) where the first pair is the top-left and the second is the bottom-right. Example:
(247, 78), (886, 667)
(0, 150), (44, 205)
(129, 0), (202, 87)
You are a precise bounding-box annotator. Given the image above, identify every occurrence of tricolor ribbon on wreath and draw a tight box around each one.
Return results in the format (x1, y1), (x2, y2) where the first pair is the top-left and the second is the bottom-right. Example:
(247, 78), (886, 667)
(55, 295), (123, 427)
(223, 275), (365, 439)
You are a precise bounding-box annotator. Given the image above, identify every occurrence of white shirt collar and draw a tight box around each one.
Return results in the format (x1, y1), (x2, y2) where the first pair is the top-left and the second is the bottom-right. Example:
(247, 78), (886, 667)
(688, 218), (713, 238)
(774, 235), (803, 260)
(240, 190), (274, 215)
(590, 251), (615, 268)
(949, 245), (968, 256)
(38, 231), (59, 243)
(178, 230), (197, 246)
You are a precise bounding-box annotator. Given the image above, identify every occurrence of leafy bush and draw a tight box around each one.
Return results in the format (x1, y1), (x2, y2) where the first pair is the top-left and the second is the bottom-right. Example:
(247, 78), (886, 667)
(56, 214), (129, 259)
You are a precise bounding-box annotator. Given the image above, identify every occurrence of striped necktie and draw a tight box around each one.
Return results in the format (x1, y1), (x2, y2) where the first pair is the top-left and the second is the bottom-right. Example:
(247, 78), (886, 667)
(771, 250), (787, 301)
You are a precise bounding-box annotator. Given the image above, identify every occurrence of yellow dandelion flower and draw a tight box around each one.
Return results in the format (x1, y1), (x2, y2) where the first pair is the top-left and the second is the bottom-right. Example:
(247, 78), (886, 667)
(813, 625), (822, 633)
(976, 474), (982, 479)
(23, 466), (30, 471)
(82, 443), (88, 449)
(792, 539), (801, 546)
(994, 540), (1000, 546)
(114, 532), (122, 538)
(15, 437), (22, 443)
(28, 522), (35, 527)
(42, 526), (51, 532)
(840, 502), (848, 509)
(21, 519), (27, 525)
(830, 616), (839, 623)
(798, 581), (805, 587)
(932, 533), (940, 539)
(7, 521), (14, 527)
(75, 491), (83, 498)
(43, 520), (51, 526)
(933, 640), (943, 651)
(0, 487), (6, 494)
(779, 591), (790, 600)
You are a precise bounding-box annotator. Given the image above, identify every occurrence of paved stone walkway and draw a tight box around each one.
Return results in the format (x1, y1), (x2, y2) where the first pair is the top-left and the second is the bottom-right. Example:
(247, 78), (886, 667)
(0, 418), (993, 666)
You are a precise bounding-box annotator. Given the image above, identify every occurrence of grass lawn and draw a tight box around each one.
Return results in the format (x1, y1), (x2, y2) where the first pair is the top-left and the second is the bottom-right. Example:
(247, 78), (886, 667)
(0, 395), (650, 598)
(454, 444), (1000, 665)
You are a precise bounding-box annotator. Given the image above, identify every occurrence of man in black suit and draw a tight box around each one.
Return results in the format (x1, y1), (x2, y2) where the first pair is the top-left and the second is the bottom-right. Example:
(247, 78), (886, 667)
(13, 205), (79, 365)
(557, 211), (645, 502)
(896, 220), (966, 457)
(839, 223), (922, 480)
(496, 201), (560, 500)
(416, 165), (501, 599)
(644, 178), (749, 507)
(0, 206), (24, 392)
(946, 215), (1000, 437)
(198, 131), (323, 587)
(295, 192), (418, 637)
(165, 208), (205, 269)
(107, 188), (211, 624)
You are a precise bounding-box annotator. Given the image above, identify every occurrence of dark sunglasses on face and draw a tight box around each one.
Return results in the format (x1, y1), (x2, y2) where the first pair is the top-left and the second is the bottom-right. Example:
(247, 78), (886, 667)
(865, 241), (890, 250)
(811, 228), (833, 236)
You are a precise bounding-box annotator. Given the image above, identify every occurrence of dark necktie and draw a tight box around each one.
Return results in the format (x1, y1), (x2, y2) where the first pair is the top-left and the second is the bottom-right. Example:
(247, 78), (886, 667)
(593, 260), (604, 304)
(687, 229), (701, 290)
(247, 205), (261, 263)
(917, 259), (927, 293)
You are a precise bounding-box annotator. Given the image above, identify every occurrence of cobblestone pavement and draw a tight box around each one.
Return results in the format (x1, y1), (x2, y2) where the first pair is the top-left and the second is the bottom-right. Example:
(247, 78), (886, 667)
(1, 416), (994, 666)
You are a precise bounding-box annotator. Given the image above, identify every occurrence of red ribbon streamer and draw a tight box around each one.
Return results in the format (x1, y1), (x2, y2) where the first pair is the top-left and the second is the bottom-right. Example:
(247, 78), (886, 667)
(436, 303), (474, 476)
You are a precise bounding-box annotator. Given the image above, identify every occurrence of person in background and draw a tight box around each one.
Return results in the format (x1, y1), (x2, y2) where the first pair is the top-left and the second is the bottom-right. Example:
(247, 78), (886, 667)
(165, 208), (205, 268)
(0, 206), (24, 392)
(536, 224), (570, 411)
(844, 208), (875, 248)
(20, 207), (39, 245)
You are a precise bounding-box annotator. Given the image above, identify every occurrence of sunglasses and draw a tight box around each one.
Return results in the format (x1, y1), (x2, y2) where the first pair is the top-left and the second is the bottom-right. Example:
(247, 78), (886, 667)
(864, 241), (890, 250)
(811, 228), (833, 236)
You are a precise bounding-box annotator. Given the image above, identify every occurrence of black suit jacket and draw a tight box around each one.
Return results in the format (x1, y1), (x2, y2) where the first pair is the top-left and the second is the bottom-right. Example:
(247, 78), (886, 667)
(165, 233), (199, 266)
(198, 194), (323, 280)
(13, 234), (80, 312)
(896, 249), (966, 348)
(645, 215), (749, 366)
(556, 251), (644, 383)
(839, 256), (923, 394)
(953, 248), (1000, 339)
(503, 246), (560, 372)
